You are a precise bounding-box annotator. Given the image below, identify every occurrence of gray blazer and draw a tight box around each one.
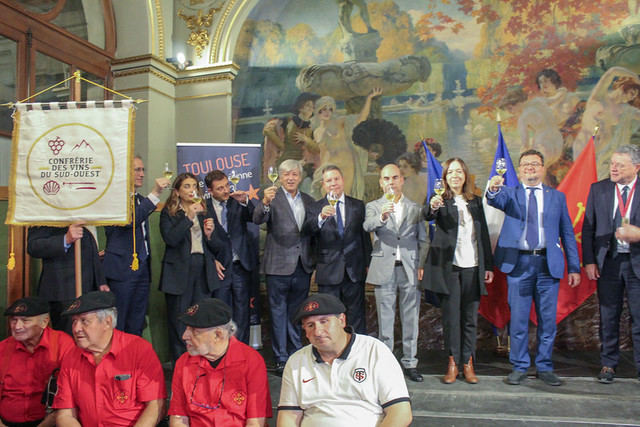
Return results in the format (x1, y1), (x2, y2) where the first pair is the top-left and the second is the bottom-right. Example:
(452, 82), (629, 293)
(363, 195), (428, 286)
(253, 187), (315, 276)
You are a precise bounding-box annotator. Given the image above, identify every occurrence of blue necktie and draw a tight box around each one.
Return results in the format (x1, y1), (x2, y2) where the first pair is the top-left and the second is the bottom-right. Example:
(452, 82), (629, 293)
(220, 201), (228, 232)
(526, 187), (539, 249)
(336, 200), (344, 236)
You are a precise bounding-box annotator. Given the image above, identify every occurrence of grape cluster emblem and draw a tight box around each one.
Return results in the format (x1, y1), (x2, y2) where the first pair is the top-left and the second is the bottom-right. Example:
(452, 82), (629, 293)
(48, 136), (65, 155)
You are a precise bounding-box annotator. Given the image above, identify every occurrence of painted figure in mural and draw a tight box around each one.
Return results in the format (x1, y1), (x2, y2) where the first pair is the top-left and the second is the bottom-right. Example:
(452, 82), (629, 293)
(536, 69), (581, 131)
(397, 152), (427, 205)
(573, 66), (640, 179)
(311, 88), (382, 199)
(336, 0), (375, 35)
(500, 88), (564, 179)
(262, 92), (321, 187)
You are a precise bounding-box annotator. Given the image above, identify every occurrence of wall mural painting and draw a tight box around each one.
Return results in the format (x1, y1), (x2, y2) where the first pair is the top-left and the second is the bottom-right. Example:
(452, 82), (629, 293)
(231, 0), (640, 203)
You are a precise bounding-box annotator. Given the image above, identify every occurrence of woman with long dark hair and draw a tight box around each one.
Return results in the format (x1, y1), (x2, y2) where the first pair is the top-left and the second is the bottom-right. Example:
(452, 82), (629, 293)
(159, 172), (228, 362)
(422, 158), (494, 384)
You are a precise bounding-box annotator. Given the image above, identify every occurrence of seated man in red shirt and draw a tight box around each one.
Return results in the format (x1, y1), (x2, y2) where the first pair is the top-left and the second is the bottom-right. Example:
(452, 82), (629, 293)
(168, 298), (272, 427)
(53, 291), (166, 426)
(0, 297), (74, 427)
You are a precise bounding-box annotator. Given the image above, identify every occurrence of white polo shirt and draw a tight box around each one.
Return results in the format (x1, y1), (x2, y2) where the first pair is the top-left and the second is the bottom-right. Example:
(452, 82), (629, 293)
(278, 330), (410, 426)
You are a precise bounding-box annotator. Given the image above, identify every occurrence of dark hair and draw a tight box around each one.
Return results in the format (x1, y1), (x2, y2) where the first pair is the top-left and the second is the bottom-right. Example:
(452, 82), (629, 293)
(164, 172), (201, 216)
(396, 152), (421, 173)
(205, 170), (227, 189)
(612, 77), (640, 109)
(426, 140), (442, 158)
(519, 149), (545, 166)
(321, 164), (343, 177)
(536, 69), (562, 89)
(441, 157), (475, 201)
(291, 92), (321, 114)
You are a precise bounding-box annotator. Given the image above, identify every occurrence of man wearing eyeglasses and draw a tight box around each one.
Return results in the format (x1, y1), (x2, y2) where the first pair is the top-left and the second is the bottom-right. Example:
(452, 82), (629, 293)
(278, 293), (412, 427)
(0, 297), (74, 427)
(168, 298), (272, 427)
(53, 291), (166, 426)
(103, 155), (170, 336)
(487, 149), (580, 386)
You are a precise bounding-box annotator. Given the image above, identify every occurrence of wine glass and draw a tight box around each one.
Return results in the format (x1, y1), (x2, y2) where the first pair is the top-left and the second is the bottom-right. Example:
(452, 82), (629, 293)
(496, 158), (507, 177)
(229, 170), (240, 192)
(191, 190), (202, 205)
(328, 191), (338, 208)
(163, 162), (173, 180)
(384, 185), (395, 202)
(434, 179), (445, 197)
(267, 166), (278, 185)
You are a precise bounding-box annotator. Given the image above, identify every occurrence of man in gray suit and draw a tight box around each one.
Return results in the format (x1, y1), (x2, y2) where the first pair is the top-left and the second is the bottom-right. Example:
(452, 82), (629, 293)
(364, 163), (428, 382)
(253, 159), (315, 374)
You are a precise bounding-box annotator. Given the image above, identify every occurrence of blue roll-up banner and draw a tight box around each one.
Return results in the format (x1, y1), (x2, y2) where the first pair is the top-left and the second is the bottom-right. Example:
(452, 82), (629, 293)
(176, 143), (263, 337)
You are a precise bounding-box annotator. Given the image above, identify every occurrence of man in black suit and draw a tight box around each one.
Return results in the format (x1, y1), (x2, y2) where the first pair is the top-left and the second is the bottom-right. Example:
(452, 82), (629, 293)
(204, 169), (257, 344)
(583, 144), (640, 383)
(27, 223), (108, 332)
(253, 159), (314, 373)
(103, 156), (169, 335)
(304, 165), (371, 333)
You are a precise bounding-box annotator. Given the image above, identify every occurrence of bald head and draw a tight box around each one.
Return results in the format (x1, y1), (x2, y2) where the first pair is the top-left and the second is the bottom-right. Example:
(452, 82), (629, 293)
(379, 163), (404, 195)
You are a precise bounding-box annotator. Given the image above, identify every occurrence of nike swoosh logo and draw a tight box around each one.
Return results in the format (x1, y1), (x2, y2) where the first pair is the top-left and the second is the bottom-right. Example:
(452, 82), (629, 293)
(302, 377), (315, 383)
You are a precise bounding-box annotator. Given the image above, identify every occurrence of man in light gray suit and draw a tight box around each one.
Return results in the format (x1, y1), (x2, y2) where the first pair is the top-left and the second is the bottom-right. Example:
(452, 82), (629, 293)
(253, 159), (315, 374)
(364, 163), (428, 382)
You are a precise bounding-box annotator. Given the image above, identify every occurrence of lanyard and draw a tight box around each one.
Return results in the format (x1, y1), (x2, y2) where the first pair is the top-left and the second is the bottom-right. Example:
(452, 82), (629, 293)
(616, 182), (636, 219)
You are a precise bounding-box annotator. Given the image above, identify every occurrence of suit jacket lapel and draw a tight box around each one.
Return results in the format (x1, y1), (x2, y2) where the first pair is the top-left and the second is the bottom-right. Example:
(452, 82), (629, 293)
(516, 185), (527, 220)
(278, 187), (298, 226)
(605, 181), (616, 228)
(630, 180), (640, 222)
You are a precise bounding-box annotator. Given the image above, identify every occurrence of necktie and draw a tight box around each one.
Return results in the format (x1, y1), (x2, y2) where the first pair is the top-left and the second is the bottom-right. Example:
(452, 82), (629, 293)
(614, 186), (629, 228)
(336, 200), (344, 235)
(526, 187), (539, 249)
(220, 201), (228, 232)
(136, 194), (148, 260)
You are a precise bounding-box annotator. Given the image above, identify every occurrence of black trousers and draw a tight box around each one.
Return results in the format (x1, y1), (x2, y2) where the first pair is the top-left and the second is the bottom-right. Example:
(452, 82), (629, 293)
(438, 266), (480, 365)
(318, 273), (367, 334)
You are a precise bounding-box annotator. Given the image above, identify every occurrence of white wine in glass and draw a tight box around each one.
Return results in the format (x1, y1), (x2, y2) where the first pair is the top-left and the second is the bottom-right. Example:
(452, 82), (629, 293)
(267, 166), (278, 184)
(328, 192), (338, 207)
(191, 190), (202, 204)
(229, 170), (240, 186)
(385, 187), (395, 201)
(434, 179), (445, 196)
(496, 158), (507, 176)
(164, 162), (173, 180)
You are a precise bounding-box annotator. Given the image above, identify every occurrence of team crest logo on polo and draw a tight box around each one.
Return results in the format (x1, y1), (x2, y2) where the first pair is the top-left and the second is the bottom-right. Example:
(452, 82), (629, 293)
(68, 300), (81, 310)
(115, 391), (129, 404)
(352, 368), (367, 383)
(303, 301), (319, 312)
(232, 391), (246, 405)
(186, 304), (199, 315)
(14, 303), (27, 313)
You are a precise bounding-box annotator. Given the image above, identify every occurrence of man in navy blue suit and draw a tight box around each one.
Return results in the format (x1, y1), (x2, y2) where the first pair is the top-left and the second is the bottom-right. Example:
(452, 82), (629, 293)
(583, 145), (640, 384)
(487, 149), (580, 386)
(303, 165), (371, 334)
(205, 169), (257, 344)
(103, 156), (170, 335)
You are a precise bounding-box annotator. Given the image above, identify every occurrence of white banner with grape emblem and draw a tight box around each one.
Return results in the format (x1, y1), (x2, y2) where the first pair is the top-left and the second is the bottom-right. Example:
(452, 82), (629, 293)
(6, 101), (134, 226)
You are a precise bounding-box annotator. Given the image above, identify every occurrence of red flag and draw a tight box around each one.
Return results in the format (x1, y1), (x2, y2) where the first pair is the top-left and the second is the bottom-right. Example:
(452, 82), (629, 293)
(531, 137), (597, 324)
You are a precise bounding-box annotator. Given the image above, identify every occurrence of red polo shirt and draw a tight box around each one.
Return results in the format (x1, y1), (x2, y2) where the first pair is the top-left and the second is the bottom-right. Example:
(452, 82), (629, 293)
(168, 336), (272, 426)
(0, 327), (74, 423)
(53, 329), (166, 426)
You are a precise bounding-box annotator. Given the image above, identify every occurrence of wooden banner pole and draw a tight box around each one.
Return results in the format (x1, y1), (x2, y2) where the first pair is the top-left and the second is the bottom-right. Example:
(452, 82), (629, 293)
(74, 239), (82, 297)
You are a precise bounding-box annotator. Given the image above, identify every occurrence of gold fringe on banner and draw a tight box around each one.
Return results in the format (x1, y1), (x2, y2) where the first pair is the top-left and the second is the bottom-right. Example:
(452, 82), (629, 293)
(7, 226), (15, 271)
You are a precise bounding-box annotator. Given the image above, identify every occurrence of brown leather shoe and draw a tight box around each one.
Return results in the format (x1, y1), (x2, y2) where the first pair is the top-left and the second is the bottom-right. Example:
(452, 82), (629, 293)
(463, 357), (478, 384)
(443, 356), (458, 384)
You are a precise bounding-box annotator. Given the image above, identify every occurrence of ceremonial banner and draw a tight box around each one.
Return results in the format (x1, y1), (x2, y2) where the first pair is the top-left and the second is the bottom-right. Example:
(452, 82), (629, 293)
(6, 101), (134, 226)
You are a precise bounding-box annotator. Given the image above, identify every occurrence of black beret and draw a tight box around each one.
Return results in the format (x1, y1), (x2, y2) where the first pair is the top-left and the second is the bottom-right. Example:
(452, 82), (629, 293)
(179, 298), (232, 328)
(62, 291), (116, 316)
(293, 293), (346, 323)
(4, 296), (49, 317)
